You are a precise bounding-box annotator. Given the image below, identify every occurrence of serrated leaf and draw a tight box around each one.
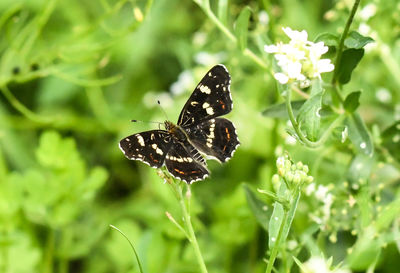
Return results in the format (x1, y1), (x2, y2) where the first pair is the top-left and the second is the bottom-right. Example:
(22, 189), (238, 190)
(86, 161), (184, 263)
(343, 91), (361, 113)
(337, 48), (364, 84)
(234, 6), (251, 51)
(297, 80), (323, 141)
(344, 31), (374, 49)
(381, 121), (400, 162)
(345, 112), (374, 155)
(262, 100), (305, 119)
(314, 32), (339, 47)
(243, 184), (270, 231)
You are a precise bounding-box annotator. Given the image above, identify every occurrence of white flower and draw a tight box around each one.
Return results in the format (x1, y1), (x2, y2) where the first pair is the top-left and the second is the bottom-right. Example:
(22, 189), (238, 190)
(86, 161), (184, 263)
(302, 256), (350, 273)
(264, 27), (334, 87)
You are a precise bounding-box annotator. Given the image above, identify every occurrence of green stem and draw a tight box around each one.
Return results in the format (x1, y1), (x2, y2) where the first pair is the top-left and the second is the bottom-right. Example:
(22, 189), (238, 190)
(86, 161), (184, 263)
(177, 184), (208, 273)
(43, 229), (55, 273)
(331, 0), (361, 85)
(285, 87), (345, 148)
(0, 85), (51, 123)
(265, 209), (289, 273)
(194, 0), (268, 69)
(109, 225), (144, 273)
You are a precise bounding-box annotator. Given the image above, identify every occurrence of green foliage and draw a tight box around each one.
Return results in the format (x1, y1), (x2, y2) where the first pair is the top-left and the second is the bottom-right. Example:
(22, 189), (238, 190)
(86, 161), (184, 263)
(1, 0), (400, 272)
(296, 80), (323, 141)
(234, 6), (252, 51)
(343, 91), (361, 113)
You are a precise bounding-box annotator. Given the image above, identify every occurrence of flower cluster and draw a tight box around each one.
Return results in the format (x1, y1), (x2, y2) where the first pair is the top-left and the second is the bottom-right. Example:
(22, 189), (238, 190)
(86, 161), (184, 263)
(265, 27), (334, 88)
(275, 155), (313, 186)
(301, 256), (350, 273)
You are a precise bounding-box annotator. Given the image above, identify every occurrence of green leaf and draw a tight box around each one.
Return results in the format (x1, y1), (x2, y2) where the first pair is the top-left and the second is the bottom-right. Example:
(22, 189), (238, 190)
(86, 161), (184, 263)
(381, 121), (400, 162)
(337, 48), (364, 84)
(243, 184), (270, 231)
(268, 182), (287, 248)
(375, 197), (400, 232)
(234, 6), (251, 51)
(344, 31), (374, 49)
(345, 112), (374, 155)
(347, 154), (375, 185)
(348, 227), (381, 271)
(218, 0), (228, 25)
(343, 91), (361, 113)
(280, 190), (300, 247)
(297, 80), (323, 141)
(35, 130), (81, 169)
(262, 100), (305, 119)
(314, 32), (339, 47)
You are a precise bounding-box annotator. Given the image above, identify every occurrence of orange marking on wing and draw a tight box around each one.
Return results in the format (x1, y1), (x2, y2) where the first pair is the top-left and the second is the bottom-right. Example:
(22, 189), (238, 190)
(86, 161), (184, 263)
(225, 127), (231, 141)
(219, 100), (226, 110)
(174, 168), (185, 175)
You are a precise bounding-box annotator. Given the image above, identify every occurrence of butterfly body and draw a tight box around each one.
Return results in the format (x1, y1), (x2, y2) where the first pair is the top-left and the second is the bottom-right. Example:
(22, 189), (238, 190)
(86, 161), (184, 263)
(120, 64), (240, 183)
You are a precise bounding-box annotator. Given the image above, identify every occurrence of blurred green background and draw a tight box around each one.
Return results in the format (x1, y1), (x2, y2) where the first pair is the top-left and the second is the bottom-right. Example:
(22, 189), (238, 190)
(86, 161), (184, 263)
(1, 0), (400, 272)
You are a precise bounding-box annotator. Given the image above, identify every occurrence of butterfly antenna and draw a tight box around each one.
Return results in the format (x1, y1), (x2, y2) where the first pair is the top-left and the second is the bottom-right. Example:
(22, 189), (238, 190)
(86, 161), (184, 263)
(157, 100), (169, 121)
(131, 119), (163, 129)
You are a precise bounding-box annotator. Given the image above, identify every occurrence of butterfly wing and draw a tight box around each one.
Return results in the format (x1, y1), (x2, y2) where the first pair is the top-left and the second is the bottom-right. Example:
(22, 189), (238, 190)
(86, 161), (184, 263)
(119, 130), (172, 168)
(187, 118), (240, 162)
(177, 64), (232, 127)
(165, 142), (210, 183)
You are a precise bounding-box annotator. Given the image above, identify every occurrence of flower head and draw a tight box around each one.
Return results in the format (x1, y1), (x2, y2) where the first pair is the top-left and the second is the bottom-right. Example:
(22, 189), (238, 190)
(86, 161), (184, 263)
(265, 27), (334, 87)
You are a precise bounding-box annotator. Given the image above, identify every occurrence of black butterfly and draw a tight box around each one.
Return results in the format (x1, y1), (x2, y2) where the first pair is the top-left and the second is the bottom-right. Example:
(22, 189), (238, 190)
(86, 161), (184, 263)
(119, 64), (240, 183)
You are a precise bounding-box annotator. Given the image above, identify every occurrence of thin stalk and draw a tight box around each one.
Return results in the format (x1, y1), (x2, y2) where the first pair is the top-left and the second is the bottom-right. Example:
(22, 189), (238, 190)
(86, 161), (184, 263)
(43, 229), (55, 273)
(109, 225), (144, 273)
(331, 0), (361, 85)
(285, 87), (345, 148)
(177, 184), (208, 273)
(0, 85), (51, 123)
(265, 209), (289, 273)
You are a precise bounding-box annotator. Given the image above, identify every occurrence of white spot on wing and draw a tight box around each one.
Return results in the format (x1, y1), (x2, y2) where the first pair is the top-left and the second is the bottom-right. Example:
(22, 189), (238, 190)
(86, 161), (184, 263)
(199, 84), (211, 94)
(137, 135), (145, 146)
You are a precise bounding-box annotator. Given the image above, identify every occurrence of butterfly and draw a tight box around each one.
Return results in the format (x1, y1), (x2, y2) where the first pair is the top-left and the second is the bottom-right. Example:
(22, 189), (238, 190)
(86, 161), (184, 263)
(119, 64), (240, 183)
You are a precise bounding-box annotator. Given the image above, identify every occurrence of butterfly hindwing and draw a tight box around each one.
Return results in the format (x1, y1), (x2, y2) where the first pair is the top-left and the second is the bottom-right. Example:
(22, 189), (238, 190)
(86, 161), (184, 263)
(165, 142), (210, 183)
(178, 64), (232, 127)
(187, 118), (240, 162)
(119, 130), (172, 168)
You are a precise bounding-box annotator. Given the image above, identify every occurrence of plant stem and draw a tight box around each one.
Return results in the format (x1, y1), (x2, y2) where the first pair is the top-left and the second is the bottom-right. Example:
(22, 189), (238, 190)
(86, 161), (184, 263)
(177, 184), (208, 273)
(109, 225), (144, 273)
(265, 209), (289, 273)
(43, 229), (55, 273)
(331, 0), (361, 85)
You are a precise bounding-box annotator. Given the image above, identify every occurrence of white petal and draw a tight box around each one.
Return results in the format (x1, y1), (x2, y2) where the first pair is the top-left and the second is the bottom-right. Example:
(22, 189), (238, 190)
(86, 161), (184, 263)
(317, 59), (334, 73)
(274, 73), (289, 84)
(264, 44), (278, 53)
(287, 61), (302, 78)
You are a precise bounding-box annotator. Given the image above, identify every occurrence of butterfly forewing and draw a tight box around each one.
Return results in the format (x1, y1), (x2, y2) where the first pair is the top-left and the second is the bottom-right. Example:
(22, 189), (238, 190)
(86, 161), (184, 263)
(165, 142), (210, 183)
(187, 118), (240, 162)
(119, 130), (172, 168)
(178, 65), (232, 128)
